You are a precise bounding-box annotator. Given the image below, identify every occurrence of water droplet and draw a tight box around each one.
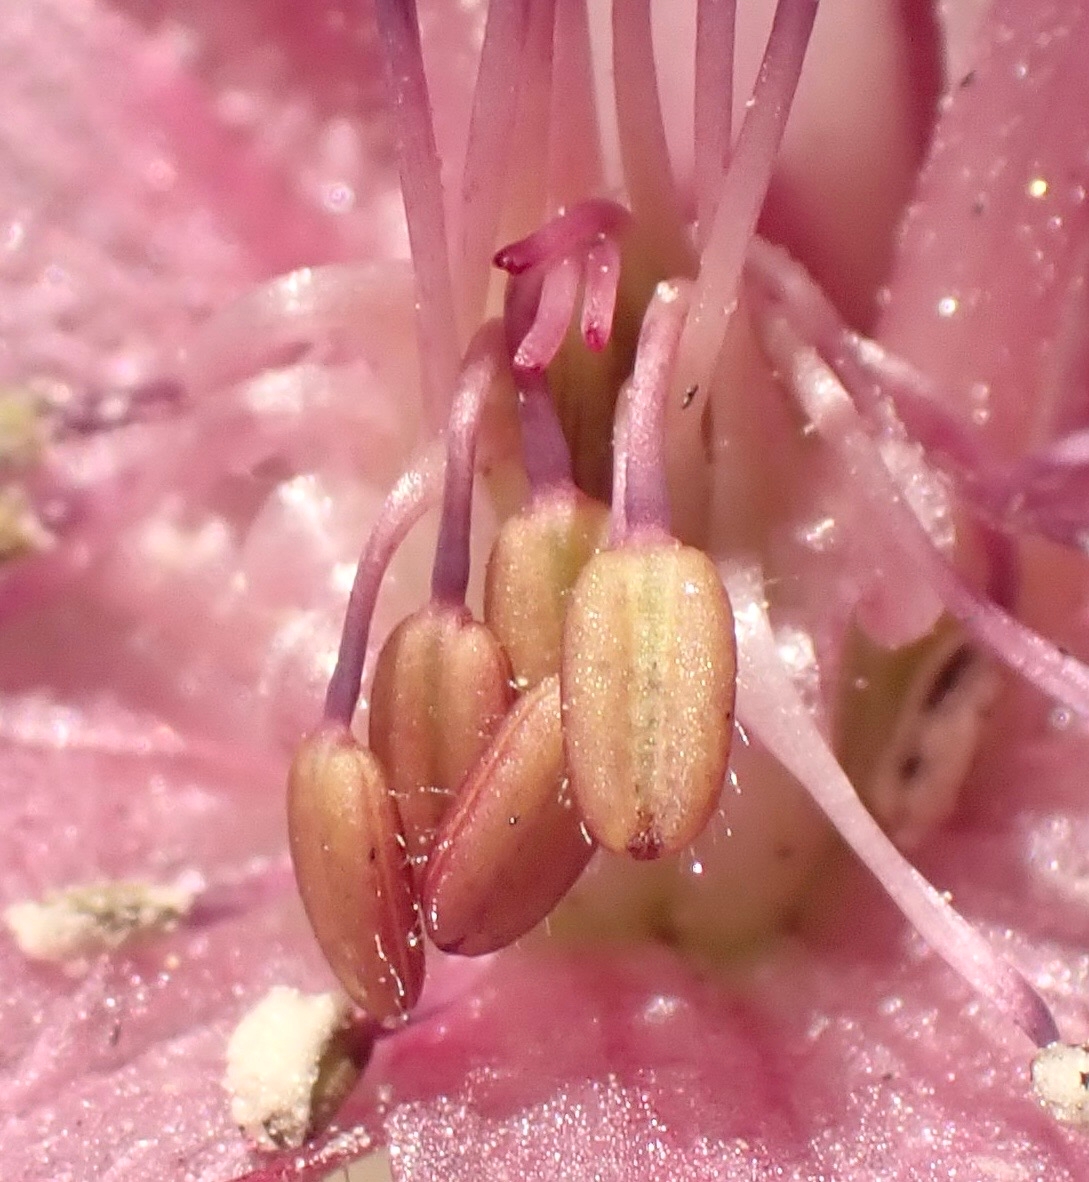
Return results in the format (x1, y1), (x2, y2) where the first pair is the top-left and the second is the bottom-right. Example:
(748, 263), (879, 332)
(798, 515), (837, 552)
(1050, 705), (1073, 731)
(969, 381), (991, 426)
(322, 183), (356, 214)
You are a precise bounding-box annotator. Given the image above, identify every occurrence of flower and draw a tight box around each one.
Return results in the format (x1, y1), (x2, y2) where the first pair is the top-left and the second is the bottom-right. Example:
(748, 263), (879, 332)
(4, 1), (1089, 1181)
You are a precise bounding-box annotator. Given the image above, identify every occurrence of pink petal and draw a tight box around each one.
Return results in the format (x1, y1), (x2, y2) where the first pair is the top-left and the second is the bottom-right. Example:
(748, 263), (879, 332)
(879, 0), (1089, 459)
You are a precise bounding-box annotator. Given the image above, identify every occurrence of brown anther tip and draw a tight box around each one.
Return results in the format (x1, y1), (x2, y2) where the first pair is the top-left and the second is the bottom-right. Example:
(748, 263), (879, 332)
(625, 824), (663, 861)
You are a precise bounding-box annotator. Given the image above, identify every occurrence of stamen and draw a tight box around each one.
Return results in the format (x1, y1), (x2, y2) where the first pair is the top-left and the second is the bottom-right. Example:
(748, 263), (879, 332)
(761, 313), (1089, 722)
(563, 279), (735, 861)
(724, 560), (1061, 1050)
(694, 0), (737, 243)
(323, 443), (445, 728)
(484, 488), (608, 689)
(288, 729), (424, 1024)
(455, 0), (532, 334)
(677, 0), (818, 413)
(375, 0), (460, 424)
(611, 0), (692, 274)
(370, 327), (512, 878)
(1007, 434), (1089, 550)
(56, 377), (186, 437)
(431, 321), (507, 604)
(622, 280), (691, 538)
(841, 355), (1089, 555)
(368, 601), (514, 879)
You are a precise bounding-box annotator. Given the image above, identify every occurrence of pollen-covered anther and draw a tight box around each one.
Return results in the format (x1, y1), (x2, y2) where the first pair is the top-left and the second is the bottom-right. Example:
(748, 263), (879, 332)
(287, 728), (424, 1025)
(561, 541), (737, 859)
(368, 603), (515, 874)
(423, 674), (594, 956)
(484, 489), (609, 689)
(1031, 1042), (1089, 1125)
(224, 986), (370, 1150)
(4, 878), (195, 966)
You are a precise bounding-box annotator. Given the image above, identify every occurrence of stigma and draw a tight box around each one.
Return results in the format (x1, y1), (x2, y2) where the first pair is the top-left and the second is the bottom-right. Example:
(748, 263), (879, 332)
(282, 0), (1089, 1145)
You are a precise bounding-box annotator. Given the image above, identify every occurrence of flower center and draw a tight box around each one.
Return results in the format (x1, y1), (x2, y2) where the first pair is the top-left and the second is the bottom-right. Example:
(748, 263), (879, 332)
(282, 0), (1089, 1130)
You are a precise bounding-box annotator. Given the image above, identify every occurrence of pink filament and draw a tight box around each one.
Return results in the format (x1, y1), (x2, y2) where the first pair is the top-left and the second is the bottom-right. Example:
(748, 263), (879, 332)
(694, 0), (737, 244)
(609, 382), (632, 546)
(747, 240), (1046, 568)
(763, 313), (1089, 721)
(504, 0), (558, 233)
(746, 238), (995, 473)
(678, 0), (818, 408)
(611, 0), (692, 275)
(375, 0), (460, 426)
(623, 281), (692, 537)
(549, 0), (605, 206)
(431, 321), (507, 604)
(455, 0), (532, 335)
(323, 442), (445, 727)
(725, 561), (1061, 1051)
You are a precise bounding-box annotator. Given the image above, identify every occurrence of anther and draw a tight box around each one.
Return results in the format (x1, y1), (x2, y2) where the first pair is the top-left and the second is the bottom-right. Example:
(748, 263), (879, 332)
(562, 541), (736, 858)
(225, 987), (372, 1150)
(423, 675), (595, 955)
(369, 603), (514, 875)
(484, 487), (608, 690)
(287, 727), (424, 1025)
